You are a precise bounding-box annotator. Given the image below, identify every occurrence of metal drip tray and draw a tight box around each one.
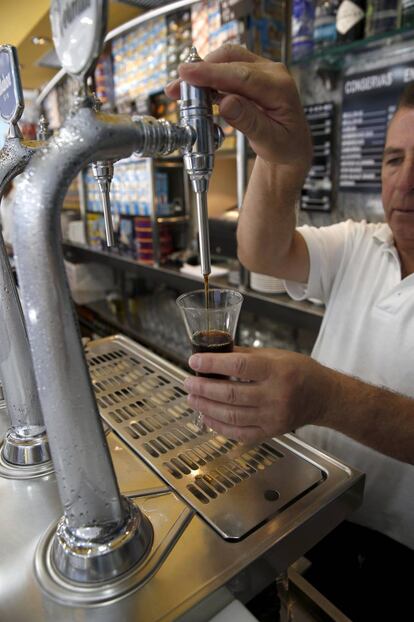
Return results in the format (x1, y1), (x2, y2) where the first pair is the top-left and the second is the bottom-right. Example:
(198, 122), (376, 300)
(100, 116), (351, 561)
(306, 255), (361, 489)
(86, 336), (327, 540)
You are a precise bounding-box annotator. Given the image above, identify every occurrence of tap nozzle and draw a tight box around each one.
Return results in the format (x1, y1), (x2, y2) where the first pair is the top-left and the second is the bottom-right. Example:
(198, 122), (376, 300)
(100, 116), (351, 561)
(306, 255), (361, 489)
(92, 160), (115, 247)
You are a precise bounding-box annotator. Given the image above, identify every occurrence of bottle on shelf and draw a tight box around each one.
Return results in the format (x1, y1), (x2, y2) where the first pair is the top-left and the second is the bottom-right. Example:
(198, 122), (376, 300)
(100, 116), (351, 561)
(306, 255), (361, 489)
(336, 0), (367, 42)
(314, 0), (340, 48)
(401, 0), (414, 26)
(292, 0), (316, 60)
(365, 0), (401, 36)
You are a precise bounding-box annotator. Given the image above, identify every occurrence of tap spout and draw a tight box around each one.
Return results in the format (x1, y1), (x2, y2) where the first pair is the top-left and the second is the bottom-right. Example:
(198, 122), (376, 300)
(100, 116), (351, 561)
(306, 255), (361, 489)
(12, 103), (193, 582)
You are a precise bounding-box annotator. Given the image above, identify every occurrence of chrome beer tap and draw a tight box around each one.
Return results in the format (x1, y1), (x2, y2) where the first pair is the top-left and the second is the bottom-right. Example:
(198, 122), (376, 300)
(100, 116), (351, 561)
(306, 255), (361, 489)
(13, 88), (197, 588)
(0, 44), (51, 473)
(179, 47), (224, 277)
(11, 0), (222, 592)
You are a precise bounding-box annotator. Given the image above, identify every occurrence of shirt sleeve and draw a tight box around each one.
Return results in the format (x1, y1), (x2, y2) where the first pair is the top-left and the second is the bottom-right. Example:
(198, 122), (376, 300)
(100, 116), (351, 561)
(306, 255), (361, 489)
(284, 220), (355, 303)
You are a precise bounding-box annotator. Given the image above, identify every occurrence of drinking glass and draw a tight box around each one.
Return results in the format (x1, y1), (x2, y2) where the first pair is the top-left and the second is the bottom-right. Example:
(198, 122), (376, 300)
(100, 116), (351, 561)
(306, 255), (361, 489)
(176, 288), (243, 430)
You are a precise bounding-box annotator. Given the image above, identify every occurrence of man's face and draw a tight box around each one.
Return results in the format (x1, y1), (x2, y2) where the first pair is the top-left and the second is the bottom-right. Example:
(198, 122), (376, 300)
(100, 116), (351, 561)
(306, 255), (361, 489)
(382, 107), (414, 251)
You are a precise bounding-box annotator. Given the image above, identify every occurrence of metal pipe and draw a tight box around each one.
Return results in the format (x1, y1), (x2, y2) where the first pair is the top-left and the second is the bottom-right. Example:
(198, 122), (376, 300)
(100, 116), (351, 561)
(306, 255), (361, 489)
(91, 160), (115, 247)
(12, 101), (193, 580)
(236, 130), (250, 290)
(0, 132), (51, 468)
(195, 192), (211, 276)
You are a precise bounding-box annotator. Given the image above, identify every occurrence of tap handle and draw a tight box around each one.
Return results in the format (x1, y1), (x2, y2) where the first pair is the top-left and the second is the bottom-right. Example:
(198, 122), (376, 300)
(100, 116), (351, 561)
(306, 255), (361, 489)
(92, 161), (115, 247)
(179, 47), (225, 277)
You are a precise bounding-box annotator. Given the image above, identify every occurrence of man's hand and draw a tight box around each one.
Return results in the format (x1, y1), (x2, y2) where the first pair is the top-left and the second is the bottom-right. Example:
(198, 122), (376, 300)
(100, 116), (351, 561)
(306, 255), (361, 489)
(165, 44), (312, 176)
(184, 348), (332, 443)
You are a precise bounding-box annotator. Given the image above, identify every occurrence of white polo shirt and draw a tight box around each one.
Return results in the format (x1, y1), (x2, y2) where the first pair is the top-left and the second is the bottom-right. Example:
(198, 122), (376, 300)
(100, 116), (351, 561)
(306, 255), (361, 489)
(285, 219), (414, 549)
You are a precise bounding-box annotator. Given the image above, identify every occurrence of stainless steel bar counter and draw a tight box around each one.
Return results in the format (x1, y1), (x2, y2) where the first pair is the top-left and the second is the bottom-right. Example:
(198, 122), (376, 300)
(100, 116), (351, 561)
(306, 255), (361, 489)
(0, 334), (364, 622)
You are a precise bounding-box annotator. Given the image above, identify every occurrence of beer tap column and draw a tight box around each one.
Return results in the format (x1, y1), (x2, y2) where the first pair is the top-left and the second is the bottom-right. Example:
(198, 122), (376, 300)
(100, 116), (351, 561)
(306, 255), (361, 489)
(179, 47), (224, 277)
(0, 44), (51, 472)
(13, 98), (194, 584)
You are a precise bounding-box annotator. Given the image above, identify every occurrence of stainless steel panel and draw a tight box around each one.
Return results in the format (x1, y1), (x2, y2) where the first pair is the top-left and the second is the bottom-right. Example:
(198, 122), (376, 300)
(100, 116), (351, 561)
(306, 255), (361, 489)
(0, 426), (363, 622)
(0, 336), (364, 622)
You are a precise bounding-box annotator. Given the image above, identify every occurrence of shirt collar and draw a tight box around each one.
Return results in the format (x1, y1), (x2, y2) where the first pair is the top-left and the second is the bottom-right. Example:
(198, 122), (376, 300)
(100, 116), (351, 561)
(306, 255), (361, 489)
(372, 223), (394, 248)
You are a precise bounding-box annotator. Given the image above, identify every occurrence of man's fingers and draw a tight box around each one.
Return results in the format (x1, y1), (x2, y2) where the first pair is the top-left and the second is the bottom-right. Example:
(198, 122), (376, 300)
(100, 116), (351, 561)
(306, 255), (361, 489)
(165, 80), (224, 103)
(164, 78), (181, 99)
(219, 94), (273, 142)
(202, 415), (264, 444)
(184, 376), (261, 407)
(178, 61), (287, 110)
(189, 352), (270, 381)
(204, 43), (262, 64)
(188, 394), (259, 427)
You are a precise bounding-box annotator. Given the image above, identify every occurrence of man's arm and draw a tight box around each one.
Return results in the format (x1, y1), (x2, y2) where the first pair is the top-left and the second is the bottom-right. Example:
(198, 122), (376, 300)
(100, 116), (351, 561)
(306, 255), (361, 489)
(323, 368), (414, 464)
(165, 44), (312, 282)
(238, 159), (310, 282)
(183, 349), (414, 465)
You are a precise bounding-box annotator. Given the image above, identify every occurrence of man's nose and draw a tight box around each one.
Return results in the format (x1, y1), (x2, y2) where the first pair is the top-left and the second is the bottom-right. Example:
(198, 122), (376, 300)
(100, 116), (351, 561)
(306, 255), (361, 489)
(395, 159), (414, 193)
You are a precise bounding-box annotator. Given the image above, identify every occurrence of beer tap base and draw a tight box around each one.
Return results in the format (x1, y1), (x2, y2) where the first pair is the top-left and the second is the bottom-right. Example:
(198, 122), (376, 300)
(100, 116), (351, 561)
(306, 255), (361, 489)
(35, 495), (157, 601)
(0, 429), (53, 478)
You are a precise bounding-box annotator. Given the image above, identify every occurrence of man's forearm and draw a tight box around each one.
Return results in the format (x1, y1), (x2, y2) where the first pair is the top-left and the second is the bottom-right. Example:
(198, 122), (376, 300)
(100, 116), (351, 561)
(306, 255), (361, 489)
(237, 157), (301, 275)
(321, 367), (414, 464)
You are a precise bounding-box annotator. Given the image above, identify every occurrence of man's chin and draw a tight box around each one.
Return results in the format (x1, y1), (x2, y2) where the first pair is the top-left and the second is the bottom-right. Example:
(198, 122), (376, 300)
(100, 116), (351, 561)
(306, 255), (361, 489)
(392, 229), (414, 252)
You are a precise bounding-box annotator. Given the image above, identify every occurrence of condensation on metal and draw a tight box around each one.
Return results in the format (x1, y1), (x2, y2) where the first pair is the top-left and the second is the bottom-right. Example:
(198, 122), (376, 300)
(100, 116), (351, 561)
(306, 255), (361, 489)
(0, 136), (46, 434)
(86, 336), (327, 540)
(11, 104), (194, 535)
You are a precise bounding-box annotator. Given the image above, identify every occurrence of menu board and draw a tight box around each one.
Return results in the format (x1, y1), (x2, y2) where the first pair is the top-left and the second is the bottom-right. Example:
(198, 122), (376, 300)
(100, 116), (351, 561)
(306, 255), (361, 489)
(301, 102), (334, 212)
(340, 64), (414, 192)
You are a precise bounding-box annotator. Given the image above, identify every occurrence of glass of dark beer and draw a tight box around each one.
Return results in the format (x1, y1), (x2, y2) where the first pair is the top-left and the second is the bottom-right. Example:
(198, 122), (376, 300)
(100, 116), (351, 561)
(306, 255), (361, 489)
(176, 288), (243, 431)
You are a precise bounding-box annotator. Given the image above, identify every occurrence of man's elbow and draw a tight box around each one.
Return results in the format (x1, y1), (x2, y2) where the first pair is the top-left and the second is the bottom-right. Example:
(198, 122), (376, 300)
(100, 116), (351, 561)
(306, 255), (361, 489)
(237, 246), (268, 274)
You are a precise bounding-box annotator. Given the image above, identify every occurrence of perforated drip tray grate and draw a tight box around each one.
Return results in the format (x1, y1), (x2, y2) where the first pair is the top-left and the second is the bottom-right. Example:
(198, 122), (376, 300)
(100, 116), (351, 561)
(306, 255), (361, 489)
(86, 336), (326, 540)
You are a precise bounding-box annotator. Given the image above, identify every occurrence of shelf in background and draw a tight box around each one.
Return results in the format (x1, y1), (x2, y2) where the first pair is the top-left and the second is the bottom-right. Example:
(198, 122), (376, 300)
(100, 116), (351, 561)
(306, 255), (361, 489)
(292, 27), (414, 67)
(79, 300), (189, 368)
(63, 242), (324, 331)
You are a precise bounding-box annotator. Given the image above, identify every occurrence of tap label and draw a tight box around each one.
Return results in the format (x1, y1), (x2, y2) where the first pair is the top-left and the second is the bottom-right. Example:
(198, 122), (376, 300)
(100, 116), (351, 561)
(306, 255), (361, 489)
(0, 45), (24, 124)
(50, 0), (107, 77)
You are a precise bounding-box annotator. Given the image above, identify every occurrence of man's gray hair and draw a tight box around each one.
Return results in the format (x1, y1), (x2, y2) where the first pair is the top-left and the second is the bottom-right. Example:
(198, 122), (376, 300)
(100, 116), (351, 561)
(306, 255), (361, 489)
(397, 82), (414, 110)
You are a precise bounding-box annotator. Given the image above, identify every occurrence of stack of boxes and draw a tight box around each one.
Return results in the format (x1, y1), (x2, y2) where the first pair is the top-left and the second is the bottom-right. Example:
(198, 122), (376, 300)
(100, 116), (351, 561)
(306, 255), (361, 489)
(249, 0), (286, 60)
(134, 217), (173, 266)
(112, 15), (167, 106)
(94, 51), (115, 109)
(166, 9), (193, 82)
